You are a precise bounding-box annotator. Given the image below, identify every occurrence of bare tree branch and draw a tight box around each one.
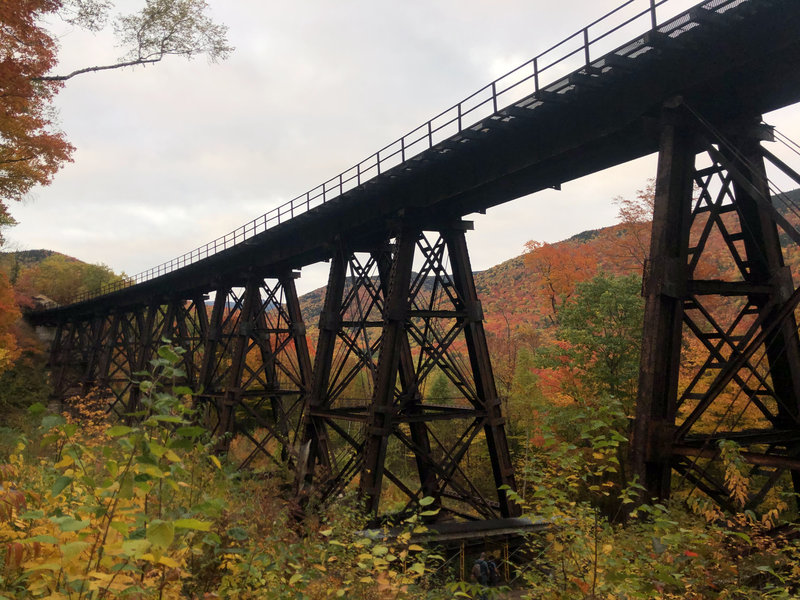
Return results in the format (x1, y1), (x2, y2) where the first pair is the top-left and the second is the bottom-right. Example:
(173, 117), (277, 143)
(35, 57), (162, 82)
(41, 0), (233, 83)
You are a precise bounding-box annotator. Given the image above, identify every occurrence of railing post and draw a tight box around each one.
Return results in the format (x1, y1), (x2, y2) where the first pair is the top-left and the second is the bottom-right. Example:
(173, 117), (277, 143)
(533, 57), (539, 92)
(583, 27), (590, 65)
(492, 82), (498, 113)
(650, 0), (657, 29)
(427, 121), (433, 148)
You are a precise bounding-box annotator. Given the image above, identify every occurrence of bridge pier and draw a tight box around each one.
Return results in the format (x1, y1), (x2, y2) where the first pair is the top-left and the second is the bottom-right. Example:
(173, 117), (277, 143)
(47, 317), (90, 403)
(297, 220), (519, 521)
(196, 273), (313, 468)
(633, 104), (800, 512)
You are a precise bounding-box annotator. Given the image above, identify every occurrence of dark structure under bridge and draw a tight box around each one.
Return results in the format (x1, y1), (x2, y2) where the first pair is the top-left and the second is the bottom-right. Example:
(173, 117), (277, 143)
(26, 0), (800, 522)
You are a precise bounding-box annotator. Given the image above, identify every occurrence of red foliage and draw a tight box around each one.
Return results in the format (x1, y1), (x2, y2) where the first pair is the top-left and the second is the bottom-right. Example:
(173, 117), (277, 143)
(0, 273), (21, 370)
(523, 240), (597, 326)
(0, 0), (74, 203)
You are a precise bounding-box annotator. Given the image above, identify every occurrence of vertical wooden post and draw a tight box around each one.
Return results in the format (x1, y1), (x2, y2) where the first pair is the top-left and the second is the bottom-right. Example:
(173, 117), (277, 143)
(360, 228), (417, 513)
(218, 280), (260, 446)
(444, 224), (520, 517)
(297, 250), (348, 491)
(199, 285), (230, 435)
(374, 247), (438, 504)
(281, 274), (314, 400)
(632, 105), (696, 501)
(727, 127), (800, 499)
(729, 130), (800, 426)
(81, 315), (108, 394)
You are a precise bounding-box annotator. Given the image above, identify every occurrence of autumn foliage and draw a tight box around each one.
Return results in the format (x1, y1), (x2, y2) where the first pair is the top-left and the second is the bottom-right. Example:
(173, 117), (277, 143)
(0, 0), (74, 205)
(0, 273), (21, 371)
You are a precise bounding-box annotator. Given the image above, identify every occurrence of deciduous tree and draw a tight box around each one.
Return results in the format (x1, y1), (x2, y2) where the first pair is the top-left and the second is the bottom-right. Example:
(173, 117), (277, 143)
(0, 273), (21, 372)
(523, 239), (597, 326)
(538, 273), (644, 409)
(15, 254), (121, 304)
(598, 181), (655, 272)
(41, 0), (234, 82)
(0, 0), (73, 206)
(1, 0), (232, 207)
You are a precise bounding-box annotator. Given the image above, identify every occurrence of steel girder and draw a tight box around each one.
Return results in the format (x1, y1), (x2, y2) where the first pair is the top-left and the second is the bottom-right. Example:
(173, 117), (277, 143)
(296, 221), (519, 521)
(632, 105), (800, 514)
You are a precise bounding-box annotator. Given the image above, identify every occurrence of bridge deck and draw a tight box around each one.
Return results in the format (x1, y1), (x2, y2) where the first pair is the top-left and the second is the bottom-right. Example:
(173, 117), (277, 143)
(29, 0), (800, 324)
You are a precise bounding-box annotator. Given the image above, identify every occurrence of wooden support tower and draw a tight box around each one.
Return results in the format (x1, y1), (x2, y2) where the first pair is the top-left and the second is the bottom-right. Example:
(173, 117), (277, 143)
(632, 104), (800, 512)
(296, 219), (519, 521)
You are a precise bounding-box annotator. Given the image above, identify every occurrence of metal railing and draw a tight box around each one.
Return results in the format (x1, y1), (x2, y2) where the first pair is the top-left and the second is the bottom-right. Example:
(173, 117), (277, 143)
(66, 0), (732, 305)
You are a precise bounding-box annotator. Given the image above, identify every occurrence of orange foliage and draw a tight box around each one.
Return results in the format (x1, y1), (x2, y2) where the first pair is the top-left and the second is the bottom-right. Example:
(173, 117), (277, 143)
(0, 273), (21, 371)
(596, 181), (655, 272)
(0, 0), (74, 205)
(523, 240), (597, 326)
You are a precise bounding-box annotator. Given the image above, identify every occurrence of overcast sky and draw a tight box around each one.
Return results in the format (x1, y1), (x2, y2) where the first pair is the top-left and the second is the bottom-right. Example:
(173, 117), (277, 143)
(8, 0), (800, 294)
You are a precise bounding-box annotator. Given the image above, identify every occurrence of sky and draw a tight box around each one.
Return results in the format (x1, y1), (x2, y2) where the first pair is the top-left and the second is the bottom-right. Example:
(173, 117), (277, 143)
(8, 0), (800, 294)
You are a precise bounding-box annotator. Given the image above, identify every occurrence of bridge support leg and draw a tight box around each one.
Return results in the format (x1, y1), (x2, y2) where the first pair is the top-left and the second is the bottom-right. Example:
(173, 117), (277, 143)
(48, 316), (106, 405)
(197, 274), (312, 467)
(445, 225), (519, 518)
(48, 318), (76, 404)
(296, 246), (368, 502)
(632, 107), (695, 501)
(633, 106), (800, 513)
(81, 315), (111, 395)
(298, 222), (519, 521)
(125, 303), (159, 415)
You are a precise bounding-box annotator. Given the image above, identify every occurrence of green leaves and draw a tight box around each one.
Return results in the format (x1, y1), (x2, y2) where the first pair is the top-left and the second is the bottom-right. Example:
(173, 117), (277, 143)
(173, 518), (211, 532)
(157, 345), (182, 364)
(107, 425), (135, 437)
(51, 475), (73, 497)
(146, 520), (175, 549)
(51, 515), (90, 532)
(175, 426), (205, 438)
(60, 541), (90, 561)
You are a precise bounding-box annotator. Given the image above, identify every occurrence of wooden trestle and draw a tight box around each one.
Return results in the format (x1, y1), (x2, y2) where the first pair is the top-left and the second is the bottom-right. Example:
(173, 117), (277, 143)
(632, 103), (800, 513)
(38, 0), (800, 520)
(45, 221), (519, 521)
(296, 221), (518, 520)
(44, 104), (800, 518)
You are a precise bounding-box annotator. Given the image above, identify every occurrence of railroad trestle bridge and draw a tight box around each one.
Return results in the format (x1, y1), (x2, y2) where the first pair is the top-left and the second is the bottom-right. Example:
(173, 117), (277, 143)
(27, 0), (800, 522)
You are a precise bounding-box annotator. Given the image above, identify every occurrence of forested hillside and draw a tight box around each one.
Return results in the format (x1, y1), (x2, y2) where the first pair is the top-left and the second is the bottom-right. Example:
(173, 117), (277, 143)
(0, 251), (122, 417)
